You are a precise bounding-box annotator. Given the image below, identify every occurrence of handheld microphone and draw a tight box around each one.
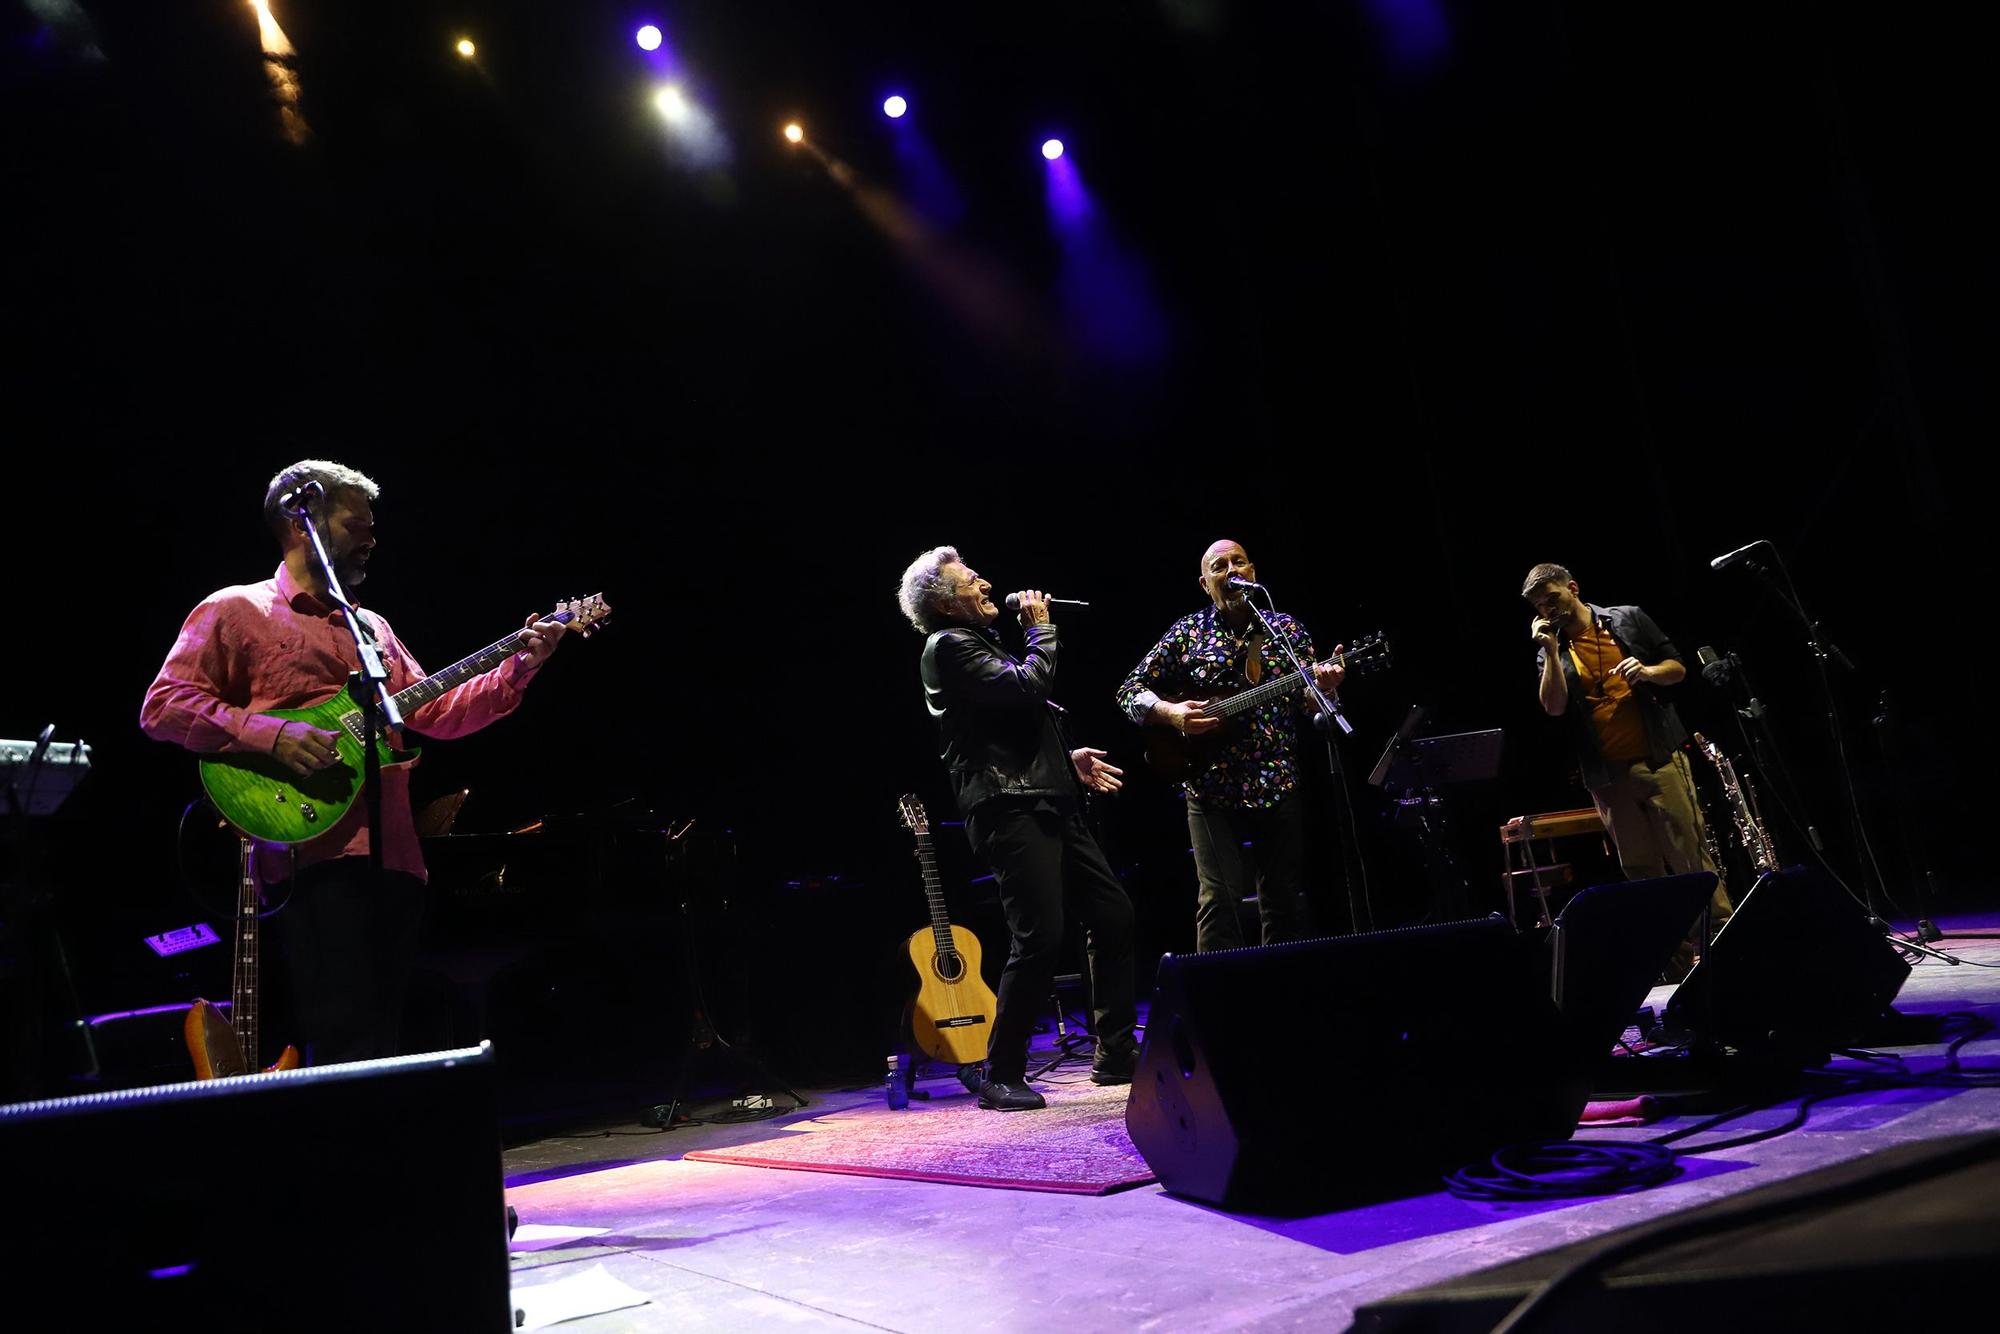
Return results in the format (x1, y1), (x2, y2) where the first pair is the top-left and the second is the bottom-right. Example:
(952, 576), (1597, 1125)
(1709, 539), (1768, 572)
(1003, 593), (1091, 611)
(277, 479), (325, 512)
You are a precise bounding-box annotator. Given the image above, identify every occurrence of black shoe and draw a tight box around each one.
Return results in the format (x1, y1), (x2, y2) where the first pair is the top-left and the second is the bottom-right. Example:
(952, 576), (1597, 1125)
(1090, 1044), (1138, 1086)
(978, 1079), (1046, 1111)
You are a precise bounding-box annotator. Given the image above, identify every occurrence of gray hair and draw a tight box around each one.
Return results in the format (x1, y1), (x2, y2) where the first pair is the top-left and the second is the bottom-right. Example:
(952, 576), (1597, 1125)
(264, 459), (381, 542)
(896, 545), (961, 634)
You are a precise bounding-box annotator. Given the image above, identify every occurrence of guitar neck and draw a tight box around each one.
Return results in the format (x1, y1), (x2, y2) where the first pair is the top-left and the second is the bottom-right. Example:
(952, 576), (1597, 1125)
(389, 609), (573, 713)
(232, 837), (259, 1069)
(911, 831), (960, 962)
(1212, 666), (1314, 718)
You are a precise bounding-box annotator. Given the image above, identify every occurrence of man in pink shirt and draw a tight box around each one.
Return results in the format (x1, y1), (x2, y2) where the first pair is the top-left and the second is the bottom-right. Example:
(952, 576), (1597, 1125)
(142, 460), (566, 1063)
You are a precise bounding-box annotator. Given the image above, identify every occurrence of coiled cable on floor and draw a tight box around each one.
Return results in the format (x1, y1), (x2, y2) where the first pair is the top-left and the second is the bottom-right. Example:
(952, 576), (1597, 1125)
(1444, 1140), (1681, 1201)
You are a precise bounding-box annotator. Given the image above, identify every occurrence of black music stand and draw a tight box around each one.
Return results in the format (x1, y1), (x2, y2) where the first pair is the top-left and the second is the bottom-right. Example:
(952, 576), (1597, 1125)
(1369, 713), (1504, 923)
(641, 819), (805, 1130)
(2, 726), (99, 1100)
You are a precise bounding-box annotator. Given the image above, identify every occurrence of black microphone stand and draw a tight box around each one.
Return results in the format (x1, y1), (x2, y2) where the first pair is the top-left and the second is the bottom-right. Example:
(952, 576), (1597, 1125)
(1236, 581), (1371, 933)
(288, 488), (402, 889)
(1727, 553), (1954, 963)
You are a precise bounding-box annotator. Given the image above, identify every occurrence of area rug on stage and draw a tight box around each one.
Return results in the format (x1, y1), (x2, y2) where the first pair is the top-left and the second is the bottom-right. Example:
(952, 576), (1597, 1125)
(684, 1078), (1154, 1195)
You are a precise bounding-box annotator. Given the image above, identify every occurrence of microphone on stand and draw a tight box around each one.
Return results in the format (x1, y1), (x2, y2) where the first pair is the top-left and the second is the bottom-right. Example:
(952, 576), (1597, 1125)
(1696, 645), (1735, 685)
(1225, 575), (1264, 592)
(1003, 593), (1091, 611)
(277, 479), (325, 512)
(1709, 539), (1769, 572)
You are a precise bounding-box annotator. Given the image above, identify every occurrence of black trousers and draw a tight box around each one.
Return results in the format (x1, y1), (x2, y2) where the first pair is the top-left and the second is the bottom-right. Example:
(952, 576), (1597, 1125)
(965, 801), (1138, 1083)
(1186, 793), (1310, 951)
(272, 857), (426, 1065)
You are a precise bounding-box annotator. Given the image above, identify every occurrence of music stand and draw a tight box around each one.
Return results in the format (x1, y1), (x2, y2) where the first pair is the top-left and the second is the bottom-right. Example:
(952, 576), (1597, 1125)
(2, 734), (92, 818)
(1368, 714), (1504, 924)
(1368, 726), (1504, 792)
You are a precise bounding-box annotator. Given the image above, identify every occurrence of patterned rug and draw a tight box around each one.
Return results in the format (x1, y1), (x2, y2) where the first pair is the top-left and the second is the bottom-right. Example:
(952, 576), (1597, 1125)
(685, 1077), (1155, 1195)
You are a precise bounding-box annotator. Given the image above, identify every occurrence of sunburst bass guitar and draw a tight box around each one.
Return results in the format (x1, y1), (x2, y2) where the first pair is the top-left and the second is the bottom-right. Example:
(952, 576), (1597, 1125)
(198, 594), (611, 844)
(897, 793), (996, 1066)
(186, 836), (300, 1078)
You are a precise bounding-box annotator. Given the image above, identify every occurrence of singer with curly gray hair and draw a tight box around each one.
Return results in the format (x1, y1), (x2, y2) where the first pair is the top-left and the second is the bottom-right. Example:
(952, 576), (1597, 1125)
(898, 545), (1137, 1111)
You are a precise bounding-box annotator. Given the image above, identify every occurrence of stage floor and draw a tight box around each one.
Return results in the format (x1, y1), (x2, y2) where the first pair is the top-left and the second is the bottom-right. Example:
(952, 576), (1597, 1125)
(502, 912), (2000, 1332)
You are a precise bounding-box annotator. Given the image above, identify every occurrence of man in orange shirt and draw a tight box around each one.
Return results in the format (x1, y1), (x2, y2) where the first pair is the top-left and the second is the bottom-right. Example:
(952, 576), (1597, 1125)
(1523, 563), (1730, 947)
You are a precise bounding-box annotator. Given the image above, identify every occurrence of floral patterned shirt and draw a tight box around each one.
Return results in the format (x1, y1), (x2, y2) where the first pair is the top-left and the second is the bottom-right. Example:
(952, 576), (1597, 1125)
(1115, 605), (1318, 809)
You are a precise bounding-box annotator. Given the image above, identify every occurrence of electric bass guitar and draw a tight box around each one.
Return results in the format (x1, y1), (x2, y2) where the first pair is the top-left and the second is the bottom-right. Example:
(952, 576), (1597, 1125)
(199, 594), (611, 843)
(185, 836), (300, 1078)
(897, 793), (997, 1066)
(1140, 630), (1393, 782)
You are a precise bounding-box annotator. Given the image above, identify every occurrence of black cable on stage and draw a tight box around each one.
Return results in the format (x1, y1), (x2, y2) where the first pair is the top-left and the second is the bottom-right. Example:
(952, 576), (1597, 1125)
(1444, 1141), (1681, 1202)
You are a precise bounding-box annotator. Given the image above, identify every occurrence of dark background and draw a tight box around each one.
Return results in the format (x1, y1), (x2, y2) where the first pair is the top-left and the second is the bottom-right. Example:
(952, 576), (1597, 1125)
(4, 2), (1986, 1120)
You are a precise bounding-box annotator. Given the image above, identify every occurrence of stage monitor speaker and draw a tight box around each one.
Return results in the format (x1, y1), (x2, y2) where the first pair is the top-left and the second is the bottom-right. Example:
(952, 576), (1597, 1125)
(1664, 864), (1911, 1058)
(0, 1044), (512, 1331)
(1353, 1130), (2000, 1332)
(1125, 916), (1585, 1213)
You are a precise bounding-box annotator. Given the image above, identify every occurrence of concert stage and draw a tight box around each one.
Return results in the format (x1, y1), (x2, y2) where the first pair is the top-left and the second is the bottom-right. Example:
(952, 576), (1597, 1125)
(497, 911), (2000, 1331)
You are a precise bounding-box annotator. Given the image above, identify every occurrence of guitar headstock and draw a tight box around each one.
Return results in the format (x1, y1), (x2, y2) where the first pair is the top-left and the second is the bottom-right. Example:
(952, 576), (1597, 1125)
(1336, 631), (1394, 675)
(896, 793), (930, 836)
(550, 593), (612, 639)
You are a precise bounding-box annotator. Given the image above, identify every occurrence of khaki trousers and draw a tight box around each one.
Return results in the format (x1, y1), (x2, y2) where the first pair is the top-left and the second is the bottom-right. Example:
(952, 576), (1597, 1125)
(1588, 749), (1734, 933)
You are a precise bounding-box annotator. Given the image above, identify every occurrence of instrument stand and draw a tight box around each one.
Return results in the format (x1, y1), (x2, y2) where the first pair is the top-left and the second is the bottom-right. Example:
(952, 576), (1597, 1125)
(642, 826), (804, 1130)
(288, 487), (400, 887)
(1369, 713), (1504, 925)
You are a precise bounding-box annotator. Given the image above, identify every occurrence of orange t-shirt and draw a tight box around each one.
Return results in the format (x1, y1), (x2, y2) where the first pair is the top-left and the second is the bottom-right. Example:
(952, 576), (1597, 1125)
(1568, 620), (1649, 764)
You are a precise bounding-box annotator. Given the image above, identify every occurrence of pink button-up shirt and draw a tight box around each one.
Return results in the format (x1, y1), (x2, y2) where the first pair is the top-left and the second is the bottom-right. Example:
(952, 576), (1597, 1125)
(141, 562), (535, 883)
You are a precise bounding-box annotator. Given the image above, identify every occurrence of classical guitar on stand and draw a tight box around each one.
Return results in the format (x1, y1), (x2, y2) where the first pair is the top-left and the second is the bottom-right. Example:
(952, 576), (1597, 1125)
(1141, 630), (1394, 782)
(185, 836), (300, 1078)
(199, 594), (611, 844)
(896, 793), (996, 1068)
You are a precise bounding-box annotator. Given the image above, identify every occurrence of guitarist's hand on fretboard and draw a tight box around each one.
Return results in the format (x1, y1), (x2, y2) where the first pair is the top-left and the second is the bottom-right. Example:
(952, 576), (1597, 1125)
(504, 612), (568, 684)
(1311, 648), (1348, 695)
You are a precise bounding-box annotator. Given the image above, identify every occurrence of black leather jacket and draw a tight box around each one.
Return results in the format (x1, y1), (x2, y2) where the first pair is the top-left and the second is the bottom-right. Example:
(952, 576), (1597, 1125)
(922, 622), (1081, 817)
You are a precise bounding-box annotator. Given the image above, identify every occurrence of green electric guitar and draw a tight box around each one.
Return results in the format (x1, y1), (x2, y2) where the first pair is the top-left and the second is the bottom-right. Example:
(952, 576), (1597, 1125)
(199, 594), (611, 843)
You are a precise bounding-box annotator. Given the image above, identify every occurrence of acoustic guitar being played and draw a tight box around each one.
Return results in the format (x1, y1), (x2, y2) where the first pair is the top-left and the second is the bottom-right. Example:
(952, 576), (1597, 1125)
(1140, 630), (1394, 783)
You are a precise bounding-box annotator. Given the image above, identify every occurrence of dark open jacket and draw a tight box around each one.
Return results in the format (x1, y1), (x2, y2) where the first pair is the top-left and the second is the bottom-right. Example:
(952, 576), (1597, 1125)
(922, 622), (1081, 818)
(1533, 603), (1690, 789)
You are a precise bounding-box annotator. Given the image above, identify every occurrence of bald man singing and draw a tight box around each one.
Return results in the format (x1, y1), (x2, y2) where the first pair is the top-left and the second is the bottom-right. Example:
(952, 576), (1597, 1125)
(1116, 540), (1345, 951)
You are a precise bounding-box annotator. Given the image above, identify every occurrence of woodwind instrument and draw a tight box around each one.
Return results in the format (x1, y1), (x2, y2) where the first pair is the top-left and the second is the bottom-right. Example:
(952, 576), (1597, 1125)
(1692, 732), (1781, 873)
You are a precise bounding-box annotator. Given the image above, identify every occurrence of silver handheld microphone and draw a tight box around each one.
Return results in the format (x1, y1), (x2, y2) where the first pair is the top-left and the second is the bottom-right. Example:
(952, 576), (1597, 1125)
(1003, 593), (1091, 611)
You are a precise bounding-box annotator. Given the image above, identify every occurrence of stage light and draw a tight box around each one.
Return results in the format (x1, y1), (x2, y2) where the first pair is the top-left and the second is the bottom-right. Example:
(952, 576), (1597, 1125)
(636, 24), (662, 52)
(455, 39), (475, 59)
(655, 85), (689, 122)
(883, 95), (908, 120)
(783, 122), (804, 144)
(1041, 138), (1065, 161)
